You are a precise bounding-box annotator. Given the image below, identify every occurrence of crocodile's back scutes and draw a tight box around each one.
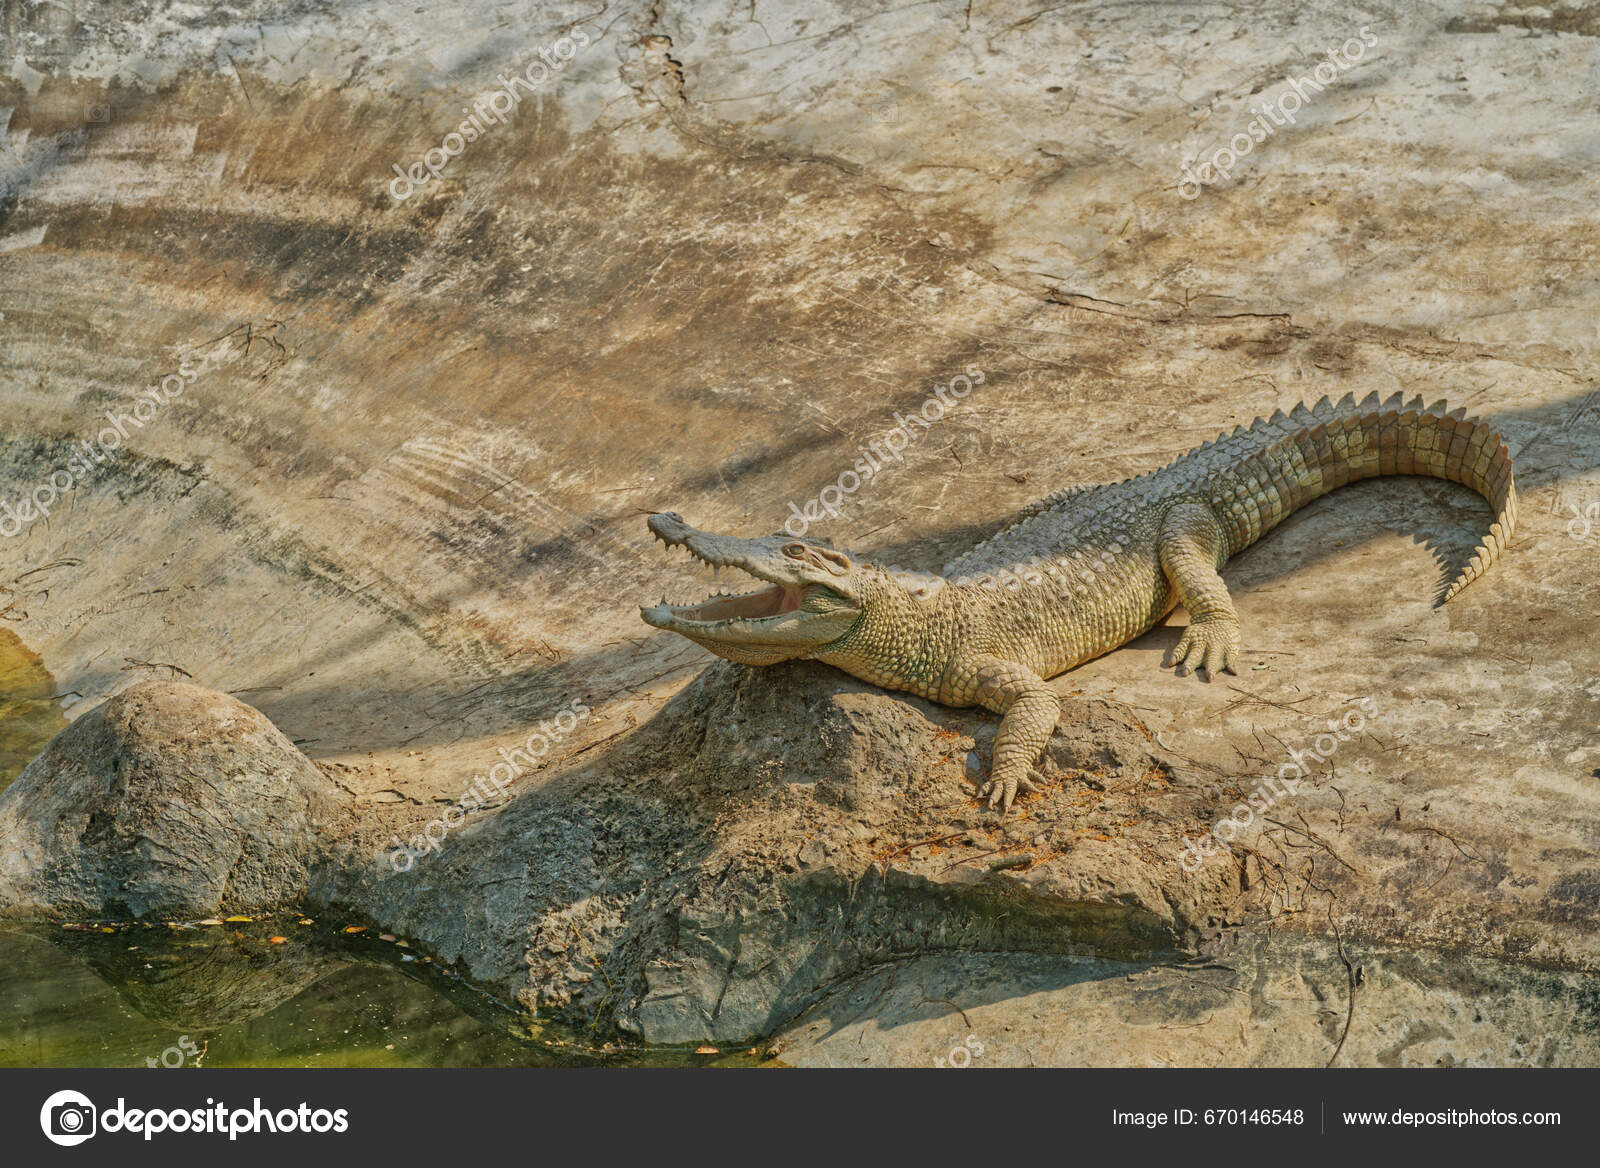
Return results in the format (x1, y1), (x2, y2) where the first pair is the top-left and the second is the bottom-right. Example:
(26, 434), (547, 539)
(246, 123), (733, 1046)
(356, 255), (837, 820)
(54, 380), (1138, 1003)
(944, 390), (1516, 609)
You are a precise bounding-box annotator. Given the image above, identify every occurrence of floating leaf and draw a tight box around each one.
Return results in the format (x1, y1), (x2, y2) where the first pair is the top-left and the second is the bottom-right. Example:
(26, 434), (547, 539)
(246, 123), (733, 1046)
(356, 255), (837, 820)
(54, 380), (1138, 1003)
(198, 919), (223, 926)
(224, 915), (253, 923)
(342, 926), (366, 934)
(694, 1045), (719, 1055)
(379, 933), (397, 942)
(269, 936), (287, 944)
(296, 918), (314, 926)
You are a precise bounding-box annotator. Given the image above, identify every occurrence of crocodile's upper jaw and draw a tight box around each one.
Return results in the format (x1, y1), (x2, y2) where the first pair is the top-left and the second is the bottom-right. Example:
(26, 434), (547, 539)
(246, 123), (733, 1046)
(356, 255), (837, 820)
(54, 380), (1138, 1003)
(640, 512), (864, 665)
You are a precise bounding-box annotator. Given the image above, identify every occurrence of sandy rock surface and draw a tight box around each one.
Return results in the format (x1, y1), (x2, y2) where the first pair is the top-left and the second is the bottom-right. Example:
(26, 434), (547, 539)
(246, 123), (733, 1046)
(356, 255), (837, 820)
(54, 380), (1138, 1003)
(774, 936), (1600, 1068)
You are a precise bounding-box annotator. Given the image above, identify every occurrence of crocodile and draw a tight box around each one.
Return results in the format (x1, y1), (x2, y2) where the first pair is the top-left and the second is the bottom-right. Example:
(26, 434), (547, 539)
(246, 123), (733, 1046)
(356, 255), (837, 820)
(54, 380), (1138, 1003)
(641, 391), (1517, 813)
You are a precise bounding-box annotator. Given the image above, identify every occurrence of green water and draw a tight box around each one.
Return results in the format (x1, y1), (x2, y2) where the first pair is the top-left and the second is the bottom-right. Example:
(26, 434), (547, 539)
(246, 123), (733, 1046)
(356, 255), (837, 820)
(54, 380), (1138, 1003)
(0, 920), (558, 1067)
(0, 918), (763, 1068)
(0, 627), (67, 791)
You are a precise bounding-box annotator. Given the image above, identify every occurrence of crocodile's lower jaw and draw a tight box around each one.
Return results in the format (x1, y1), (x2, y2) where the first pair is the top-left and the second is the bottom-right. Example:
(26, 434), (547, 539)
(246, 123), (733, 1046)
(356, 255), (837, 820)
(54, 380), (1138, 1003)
(643, 627), (807, 666)
(645, 582), (806, 626)
(640, 583), (860, 663)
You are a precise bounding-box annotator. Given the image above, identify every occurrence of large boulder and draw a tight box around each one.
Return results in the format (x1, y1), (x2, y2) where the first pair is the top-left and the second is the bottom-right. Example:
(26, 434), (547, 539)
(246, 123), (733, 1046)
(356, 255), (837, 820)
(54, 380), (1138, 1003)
(0, 682), (348, 918)
(332, 659), (1233, 1045)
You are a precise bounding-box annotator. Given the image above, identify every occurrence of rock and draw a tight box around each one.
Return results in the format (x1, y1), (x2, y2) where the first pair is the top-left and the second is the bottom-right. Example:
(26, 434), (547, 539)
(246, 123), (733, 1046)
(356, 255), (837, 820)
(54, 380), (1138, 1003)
(0, 683), (348, 919)
(772, 936), (1600, 1068)
(330, 659), (1232, 1044)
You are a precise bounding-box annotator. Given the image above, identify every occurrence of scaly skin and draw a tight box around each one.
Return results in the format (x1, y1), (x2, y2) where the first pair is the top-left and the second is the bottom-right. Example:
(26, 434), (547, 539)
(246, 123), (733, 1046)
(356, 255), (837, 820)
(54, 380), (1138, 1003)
(641, 391), (1518, 812)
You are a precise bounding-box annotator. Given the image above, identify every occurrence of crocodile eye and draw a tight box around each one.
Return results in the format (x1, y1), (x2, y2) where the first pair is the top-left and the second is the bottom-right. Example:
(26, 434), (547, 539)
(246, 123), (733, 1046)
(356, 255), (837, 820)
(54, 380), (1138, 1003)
(783, 543), (807, 558)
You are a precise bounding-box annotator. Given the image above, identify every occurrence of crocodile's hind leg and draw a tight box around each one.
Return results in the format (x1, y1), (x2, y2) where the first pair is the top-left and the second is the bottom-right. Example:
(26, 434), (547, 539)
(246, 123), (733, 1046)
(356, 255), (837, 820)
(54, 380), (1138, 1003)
(963, 655), (1060, 814)
(1158, 502), (1242, 680)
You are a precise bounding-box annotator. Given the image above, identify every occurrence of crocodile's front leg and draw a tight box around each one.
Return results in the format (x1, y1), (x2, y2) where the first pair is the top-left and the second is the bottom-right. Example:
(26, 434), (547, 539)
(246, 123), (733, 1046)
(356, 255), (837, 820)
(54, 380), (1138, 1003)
(1158, 502), (1242, 679)
(959, 655), (1060, 814)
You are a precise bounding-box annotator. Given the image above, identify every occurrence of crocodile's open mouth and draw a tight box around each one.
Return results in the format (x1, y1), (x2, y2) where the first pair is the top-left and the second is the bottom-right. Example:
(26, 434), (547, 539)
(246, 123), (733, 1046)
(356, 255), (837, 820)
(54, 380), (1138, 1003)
(651, 582), (808, 627)
(640, 511), (823, 631)
(638, 512), (863, 662)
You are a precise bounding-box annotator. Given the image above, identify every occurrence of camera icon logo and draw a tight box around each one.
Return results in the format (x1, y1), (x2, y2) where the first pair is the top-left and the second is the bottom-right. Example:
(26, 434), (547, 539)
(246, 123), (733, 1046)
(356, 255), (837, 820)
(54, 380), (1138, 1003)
(39, 1090), (97, 1146)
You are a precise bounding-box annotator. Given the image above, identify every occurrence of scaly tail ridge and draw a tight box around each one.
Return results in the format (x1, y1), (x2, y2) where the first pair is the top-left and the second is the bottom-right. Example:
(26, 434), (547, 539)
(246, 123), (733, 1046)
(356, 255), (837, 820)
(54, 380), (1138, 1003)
(1205, 390), (1517, 603)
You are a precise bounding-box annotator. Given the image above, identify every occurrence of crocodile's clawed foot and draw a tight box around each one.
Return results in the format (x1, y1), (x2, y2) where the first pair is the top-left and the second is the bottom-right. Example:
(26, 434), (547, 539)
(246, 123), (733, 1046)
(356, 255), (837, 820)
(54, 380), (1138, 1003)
(978, 767), (1046, 816)
(1163, 617), (1241, 680)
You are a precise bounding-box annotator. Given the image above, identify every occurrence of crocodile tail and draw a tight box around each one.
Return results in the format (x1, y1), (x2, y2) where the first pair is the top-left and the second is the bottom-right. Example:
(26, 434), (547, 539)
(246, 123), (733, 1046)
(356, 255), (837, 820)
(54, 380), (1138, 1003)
(1217, 391), (1517, 602)
(1431, 406), (1518, 602)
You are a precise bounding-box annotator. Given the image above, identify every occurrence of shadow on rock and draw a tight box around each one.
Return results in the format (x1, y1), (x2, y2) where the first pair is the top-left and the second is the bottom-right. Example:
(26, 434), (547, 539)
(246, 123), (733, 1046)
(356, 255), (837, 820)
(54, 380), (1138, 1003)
(336, 659), (1239, 1044)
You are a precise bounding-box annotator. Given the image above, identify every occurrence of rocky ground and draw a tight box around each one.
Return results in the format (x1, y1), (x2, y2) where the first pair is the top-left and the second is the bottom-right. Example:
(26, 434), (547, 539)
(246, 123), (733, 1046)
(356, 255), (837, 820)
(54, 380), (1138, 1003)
(0, 0), (1597, 1063)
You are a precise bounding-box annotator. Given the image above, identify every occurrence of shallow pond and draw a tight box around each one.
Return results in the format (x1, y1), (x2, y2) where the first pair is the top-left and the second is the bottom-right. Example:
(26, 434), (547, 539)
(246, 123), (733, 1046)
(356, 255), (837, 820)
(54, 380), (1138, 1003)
(0, 627), (67, 791)
(0, 918), (762, 1068)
